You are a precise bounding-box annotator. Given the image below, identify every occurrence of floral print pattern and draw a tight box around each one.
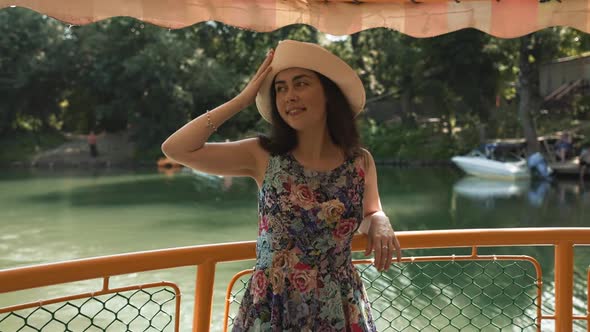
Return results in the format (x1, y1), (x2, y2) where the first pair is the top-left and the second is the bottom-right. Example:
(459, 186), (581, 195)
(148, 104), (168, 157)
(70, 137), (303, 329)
(232, 153), (376, 332)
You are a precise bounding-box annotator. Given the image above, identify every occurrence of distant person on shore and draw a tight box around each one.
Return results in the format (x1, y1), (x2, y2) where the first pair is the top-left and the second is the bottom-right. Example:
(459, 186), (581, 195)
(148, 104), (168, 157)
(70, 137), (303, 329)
(579, 145), (590, 182)
(554, 132), (573, 162)
(88, 130), (98, 158)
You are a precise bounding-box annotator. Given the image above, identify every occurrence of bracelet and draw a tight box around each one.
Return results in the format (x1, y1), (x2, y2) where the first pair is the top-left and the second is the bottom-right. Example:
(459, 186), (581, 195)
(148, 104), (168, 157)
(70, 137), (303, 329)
(205, 110), (217, 132)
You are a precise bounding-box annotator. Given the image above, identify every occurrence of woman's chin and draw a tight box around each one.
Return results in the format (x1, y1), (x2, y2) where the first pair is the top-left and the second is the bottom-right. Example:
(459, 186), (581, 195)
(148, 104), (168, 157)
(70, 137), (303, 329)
(282, 114), (325, 132)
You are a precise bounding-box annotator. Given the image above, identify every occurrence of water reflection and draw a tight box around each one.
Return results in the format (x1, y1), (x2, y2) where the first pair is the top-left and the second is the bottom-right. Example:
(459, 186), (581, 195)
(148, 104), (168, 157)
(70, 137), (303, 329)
(1, 168), (587, 331)
(527, 180), (551, 207)
(453, 177), (530, 199)
(453, 176), (590, 211)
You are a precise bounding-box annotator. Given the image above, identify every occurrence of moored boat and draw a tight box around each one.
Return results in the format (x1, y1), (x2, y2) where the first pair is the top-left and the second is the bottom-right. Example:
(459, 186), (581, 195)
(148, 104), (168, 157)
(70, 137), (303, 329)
(451, 152), (531, 180)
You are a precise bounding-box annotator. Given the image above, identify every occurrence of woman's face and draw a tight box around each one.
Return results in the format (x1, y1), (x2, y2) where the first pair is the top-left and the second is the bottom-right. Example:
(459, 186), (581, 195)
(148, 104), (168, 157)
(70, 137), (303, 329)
(273, 68), (327, 131)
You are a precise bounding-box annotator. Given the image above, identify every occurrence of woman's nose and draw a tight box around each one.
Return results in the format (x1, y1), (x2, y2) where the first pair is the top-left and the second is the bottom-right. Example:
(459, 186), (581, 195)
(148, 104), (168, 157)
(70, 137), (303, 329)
(285, 88), (299, 102)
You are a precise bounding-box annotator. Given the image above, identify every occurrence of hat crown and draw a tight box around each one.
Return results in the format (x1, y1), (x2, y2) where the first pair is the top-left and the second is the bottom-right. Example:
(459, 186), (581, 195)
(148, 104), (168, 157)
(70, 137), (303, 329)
(255, 40), (365, 123)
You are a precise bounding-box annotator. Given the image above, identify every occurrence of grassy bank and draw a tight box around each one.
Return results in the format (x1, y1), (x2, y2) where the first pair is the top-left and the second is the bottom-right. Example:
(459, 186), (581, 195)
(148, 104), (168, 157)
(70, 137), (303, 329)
(0, 130), (66, 163)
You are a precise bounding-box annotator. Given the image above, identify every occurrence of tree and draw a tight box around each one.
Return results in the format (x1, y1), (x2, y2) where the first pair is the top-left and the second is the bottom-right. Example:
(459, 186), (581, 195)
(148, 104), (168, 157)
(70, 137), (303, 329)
(0, 7), (65, 137)
(517, 33), (542, 154)
(515, 28), (584, 154)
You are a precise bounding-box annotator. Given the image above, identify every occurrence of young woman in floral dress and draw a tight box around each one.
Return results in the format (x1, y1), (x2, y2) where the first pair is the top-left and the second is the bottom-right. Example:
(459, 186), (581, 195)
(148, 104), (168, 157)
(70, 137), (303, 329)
(162, 40), (402, 331)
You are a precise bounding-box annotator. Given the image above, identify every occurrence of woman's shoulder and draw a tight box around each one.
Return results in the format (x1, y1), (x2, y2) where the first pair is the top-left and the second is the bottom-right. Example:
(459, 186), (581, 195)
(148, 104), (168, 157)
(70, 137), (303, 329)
(247, 137), (273, 162)
(235, 137), (273, 186)
(357, 147), (373, 159)
(228, 137), (272, 168)
(352, 148), (375, 172)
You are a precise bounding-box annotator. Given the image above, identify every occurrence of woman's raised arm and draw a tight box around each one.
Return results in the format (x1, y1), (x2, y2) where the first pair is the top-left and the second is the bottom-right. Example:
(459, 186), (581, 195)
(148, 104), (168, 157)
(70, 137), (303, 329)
(161, 49), (274, 181)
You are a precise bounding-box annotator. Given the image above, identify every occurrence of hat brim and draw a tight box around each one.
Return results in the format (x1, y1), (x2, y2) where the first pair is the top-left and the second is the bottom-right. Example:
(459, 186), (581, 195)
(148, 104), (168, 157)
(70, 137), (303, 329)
(255, 40), (366, 123)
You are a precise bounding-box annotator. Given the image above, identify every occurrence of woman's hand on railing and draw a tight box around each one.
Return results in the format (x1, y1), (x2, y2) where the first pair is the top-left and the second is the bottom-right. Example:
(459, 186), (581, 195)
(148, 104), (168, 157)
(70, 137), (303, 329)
(364, 213), (402, 272)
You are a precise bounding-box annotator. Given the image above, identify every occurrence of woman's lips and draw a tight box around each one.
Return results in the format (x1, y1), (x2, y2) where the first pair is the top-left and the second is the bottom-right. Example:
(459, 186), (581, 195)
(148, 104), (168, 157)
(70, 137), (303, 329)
(287, 107), (306, 116)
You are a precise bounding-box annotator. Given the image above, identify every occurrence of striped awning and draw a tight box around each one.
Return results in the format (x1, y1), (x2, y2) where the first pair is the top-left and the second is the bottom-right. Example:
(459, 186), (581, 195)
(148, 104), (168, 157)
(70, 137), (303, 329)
(0, 0), (588, 38)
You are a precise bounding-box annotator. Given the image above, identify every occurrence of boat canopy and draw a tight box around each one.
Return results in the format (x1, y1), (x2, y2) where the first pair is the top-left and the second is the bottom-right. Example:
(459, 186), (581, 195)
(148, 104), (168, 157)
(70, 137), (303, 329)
(0, 0), (587, 38)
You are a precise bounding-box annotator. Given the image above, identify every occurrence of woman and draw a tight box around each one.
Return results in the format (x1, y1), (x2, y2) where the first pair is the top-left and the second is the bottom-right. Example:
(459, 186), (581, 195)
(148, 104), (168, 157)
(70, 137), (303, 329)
(162, 40), (402, 331)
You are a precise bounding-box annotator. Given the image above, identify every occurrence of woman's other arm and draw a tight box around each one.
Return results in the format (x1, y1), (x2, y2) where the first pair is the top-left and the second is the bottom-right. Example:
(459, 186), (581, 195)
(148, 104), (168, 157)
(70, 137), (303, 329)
(358, 149), (402, 271)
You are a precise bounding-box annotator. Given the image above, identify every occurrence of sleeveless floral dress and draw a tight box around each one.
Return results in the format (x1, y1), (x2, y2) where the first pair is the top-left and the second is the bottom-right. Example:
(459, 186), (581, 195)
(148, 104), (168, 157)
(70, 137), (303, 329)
(232, 153), (377, 332)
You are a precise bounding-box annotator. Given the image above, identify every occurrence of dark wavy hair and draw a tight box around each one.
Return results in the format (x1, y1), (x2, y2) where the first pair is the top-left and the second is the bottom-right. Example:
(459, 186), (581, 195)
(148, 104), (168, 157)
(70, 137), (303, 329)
(258, 71), (362, 159)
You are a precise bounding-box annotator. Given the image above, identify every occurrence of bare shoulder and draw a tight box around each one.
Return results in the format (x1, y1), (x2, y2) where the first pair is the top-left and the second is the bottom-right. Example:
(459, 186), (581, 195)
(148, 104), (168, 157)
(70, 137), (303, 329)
(239, 135), (270, 158)
(237, 136), (265, 152)
(241, 137), (271, 185)
(356, 148), (376, 172)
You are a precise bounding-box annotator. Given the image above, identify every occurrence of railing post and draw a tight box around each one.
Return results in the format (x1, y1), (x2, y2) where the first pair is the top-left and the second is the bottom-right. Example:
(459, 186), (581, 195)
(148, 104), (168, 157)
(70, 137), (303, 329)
(554, 241), (574, 332)
(194, 261), (216, 332)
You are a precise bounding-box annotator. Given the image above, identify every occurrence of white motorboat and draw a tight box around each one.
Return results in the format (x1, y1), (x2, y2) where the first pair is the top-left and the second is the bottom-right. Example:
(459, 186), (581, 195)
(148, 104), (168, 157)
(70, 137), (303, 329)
(451, 150), (531, 180)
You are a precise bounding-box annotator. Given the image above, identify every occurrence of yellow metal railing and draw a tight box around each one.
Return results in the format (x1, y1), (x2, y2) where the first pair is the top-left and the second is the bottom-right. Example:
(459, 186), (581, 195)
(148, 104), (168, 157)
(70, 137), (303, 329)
(0, 228), (589, 331)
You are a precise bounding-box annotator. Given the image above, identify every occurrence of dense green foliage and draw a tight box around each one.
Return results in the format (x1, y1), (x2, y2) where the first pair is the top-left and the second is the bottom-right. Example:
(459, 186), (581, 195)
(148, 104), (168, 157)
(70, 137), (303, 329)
(2, 7), (590, 162)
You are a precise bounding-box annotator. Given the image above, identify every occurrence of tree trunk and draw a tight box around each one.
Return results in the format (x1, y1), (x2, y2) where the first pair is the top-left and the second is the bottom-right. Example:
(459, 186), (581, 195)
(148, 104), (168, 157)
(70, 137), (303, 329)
(478, 94), (493, 140)
(517, 34), (541, 155)
(400, 88), (417, 128)
(478, 124), (487, 144)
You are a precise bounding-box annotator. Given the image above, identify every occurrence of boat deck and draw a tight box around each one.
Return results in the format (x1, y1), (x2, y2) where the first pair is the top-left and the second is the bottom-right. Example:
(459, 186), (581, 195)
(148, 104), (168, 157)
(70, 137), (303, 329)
(550, 160), (589, 176)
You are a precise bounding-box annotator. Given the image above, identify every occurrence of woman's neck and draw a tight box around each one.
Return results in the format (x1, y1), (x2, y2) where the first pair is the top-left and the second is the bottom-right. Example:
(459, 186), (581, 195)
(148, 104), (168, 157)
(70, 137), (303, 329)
(293, 126), (342, 163)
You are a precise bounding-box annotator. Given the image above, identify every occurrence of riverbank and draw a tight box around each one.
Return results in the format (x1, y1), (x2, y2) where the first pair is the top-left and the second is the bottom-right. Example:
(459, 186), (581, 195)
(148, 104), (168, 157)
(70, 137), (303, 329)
(0, 131), (139, 169)
(0, 158), (453, 169)
(0, 129), (455, 169)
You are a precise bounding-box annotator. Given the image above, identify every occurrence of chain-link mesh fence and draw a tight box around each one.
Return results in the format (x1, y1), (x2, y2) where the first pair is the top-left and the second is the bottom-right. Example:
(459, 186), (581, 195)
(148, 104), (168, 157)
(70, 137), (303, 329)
(0, 286), (177, 332)
(226, 258), (540, 331)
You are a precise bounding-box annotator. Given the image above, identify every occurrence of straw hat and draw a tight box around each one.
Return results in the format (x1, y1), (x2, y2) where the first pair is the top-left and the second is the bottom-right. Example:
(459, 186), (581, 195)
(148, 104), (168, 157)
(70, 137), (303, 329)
(255, 40), (366, 123)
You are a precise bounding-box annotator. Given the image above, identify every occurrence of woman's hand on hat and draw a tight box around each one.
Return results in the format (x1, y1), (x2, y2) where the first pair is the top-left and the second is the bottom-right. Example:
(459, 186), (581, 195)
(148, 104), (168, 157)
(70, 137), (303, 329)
(235, 49), (274, 108)
(364, 214), (402, 272)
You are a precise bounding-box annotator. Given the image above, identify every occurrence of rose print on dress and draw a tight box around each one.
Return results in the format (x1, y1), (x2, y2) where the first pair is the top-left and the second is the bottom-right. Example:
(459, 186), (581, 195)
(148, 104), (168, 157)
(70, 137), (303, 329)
(333, 218), (358, 241)
(289, 183), (316, 210)
(232, 153), (375, 331)
(251, 270), (268, 304)
(318, 199), (345, 224)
